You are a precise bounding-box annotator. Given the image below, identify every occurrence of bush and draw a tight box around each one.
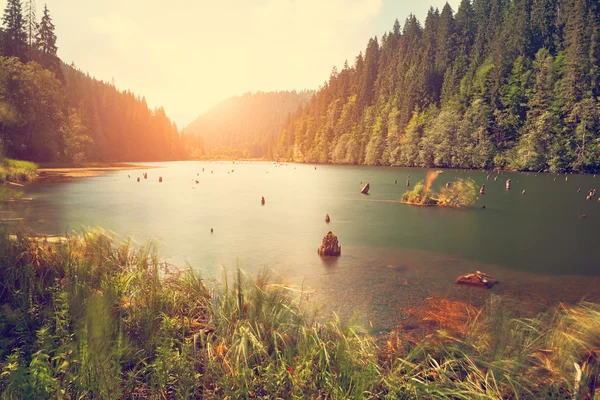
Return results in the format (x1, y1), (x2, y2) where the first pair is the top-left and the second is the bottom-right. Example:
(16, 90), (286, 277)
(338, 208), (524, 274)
(437, 178), (479, 208)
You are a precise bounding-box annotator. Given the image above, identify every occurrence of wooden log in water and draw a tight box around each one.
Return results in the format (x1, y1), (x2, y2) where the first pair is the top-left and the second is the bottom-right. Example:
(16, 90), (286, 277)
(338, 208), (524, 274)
(0, 218), (24, 223)
(3, 197), (33, 203)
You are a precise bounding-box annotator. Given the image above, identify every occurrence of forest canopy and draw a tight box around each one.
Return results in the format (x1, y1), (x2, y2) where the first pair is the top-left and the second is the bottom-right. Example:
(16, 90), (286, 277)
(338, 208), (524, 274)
(274, 0), (600, 173)
(0, 0), (190, 162)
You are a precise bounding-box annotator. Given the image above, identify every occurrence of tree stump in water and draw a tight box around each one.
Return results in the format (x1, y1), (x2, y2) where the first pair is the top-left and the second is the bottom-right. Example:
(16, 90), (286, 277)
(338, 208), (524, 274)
(318, 231), (341, 256)
(456, 271), (498, 288)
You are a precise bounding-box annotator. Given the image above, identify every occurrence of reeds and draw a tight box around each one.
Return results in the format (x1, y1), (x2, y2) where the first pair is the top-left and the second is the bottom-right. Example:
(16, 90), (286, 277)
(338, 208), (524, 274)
(0, 229), (598, 399)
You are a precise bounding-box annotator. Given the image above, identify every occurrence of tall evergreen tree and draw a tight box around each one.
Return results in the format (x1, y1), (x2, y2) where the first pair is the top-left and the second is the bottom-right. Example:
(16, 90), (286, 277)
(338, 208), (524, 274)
(23, 0), (36, 53)
(2, 0), (27, 60)
(35, 4), (62, 81)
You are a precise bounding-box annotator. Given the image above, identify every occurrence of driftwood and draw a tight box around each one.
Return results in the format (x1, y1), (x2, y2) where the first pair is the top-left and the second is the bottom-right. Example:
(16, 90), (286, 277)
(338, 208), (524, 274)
(456, 271), (498, 289)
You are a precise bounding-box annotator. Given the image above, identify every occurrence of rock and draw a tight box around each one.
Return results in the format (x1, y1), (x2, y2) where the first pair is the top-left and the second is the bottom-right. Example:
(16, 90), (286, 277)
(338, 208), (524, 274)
(325, 213), (330, 223)
(481, 204), (486, 209)
(137, 177), (140, 182)
(456, 271), (498, 289)
(578, 214), (587, 219)
(480, 184), (485, 195)
(159, 177), (163, 183)
(406, 176), (410, 187)
(261, 196), (265, 205)
(361, 183), (370, 194)
(394, 179), (397, 184)
(318, 231), (341, 256)
(522, 190), (526, 195)
(506, 179), (511, 190)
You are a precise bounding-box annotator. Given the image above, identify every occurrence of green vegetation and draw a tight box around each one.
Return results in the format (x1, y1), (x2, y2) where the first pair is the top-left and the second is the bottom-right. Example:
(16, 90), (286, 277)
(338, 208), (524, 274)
(185, 91), (313, 160)
(401, 181), (438, 206)
(275, 0), (600, 173)
(0, 159), (37, 183)
(0, 228), (598, 399)
(437, 178), (479, 208)
(401, 170), (478, 208)
(0, 1), (191, 163)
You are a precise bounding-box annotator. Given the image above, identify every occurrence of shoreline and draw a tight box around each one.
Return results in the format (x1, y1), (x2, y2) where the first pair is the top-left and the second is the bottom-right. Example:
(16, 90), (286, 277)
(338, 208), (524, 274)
(35, 162), (161, 183)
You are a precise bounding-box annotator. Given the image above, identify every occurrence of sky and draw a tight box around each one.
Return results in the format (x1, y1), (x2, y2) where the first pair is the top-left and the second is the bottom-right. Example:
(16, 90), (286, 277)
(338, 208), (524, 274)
(1, 0), (459, 128)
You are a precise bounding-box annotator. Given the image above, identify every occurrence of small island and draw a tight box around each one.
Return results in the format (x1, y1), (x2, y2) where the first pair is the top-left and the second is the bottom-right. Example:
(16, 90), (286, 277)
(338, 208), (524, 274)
(401, 171), (478, 208)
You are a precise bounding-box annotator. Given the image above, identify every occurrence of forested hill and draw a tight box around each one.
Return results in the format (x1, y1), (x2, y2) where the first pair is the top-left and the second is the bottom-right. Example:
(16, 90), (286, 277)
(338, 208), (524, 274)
(0, 1), (190, 162)
(275, 0), (600, 173)
(185, 91), (312, 159)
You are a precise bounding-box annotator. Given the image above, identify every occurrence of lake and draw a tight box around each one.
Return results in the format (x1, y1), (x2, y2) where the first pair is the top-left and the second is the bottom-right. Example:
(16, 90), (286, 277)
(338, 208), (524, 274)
(3, 161), (600, 331)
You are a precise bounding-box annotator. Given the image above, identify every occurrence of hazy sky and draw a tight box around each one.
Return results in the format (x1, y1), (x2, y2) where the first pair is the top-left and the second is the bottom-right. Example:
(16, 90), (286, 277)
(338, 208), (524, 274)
(1, 0), (459, 127)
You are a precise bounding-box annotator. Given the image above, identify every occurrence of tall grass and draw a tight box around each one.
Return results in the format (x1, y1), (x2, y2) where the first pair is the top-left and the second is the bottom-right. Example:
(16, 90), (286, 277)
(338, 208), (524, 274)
(0, 159), (37, 183)
(0, 228), (598, 399)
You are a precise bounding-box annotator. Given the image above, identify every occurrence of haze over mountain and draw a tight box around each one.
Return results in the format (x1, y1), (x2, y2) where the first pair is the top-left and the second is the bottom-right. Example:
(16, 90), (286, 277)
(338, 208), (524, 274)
(185, 91), (312, 159)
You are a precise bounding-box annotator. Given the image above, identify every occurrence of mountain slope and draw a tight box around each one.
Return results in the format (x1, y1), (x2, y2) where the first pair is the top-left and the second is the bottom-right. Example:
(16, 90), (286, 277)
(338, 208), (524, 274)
(185, 91), (312, 159)
(275, 0), (600, 173)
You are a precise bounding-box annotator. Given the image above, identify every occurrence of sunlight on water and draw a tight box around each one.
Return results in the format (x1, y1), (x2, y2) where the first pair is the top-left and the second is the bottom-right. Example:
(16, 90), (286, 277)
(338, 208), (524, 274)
(7, 161), (600, 329)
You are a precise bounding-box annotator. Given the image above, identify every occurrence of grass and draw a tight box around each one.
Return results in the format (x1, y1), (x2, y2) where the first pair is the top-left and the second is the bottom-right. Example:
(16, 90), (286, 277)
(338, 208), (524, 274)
(0, 228), (598, 399)
(0, 159), (37, 184)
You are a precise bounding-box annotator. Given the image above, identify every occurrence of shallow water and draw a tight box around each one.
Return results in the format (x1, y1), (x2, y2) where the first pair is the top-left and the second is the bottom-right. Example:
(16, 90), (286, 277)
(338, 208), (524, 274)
(5, 162), (600, 330)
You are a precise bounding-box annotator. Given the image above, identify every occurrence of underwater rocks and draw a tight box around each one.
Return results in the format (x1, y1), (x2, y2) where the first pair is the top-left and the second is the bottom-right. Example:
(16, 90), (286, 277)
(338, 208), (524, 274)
(456, 271), (498, 289)
(318, 231), (341, 256)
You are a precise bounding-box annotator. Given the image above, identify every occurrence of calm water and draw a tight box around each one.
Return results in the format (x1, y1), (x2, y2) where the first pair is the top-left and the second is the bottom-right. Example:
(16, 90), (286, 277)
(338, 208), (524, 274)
(3, 162), (600, 329)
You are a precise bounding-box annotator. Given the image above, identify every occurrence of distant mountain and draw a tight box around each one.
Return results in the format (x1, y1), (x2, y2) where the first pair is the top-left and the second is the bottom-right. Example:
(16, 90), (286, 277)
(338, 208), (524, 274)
(185, 91), (312, 159)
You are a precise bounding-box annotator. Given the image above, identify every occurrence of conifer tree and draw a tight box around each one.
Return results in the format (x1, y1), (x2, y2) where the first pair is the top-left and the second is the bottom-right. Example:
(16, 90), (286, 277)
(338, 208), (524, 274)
(2, 0), (27, 60)
(23, 0), (36, 53)
(35, 4), (62, 81)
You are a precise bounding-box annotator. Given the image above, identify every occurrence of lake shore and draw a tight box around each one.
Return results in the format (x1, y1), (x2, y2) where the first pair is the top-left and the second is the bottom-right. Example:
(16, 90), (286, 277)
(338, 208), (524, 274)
(36, 162), (161, 183)
(0, 229), (598, 399)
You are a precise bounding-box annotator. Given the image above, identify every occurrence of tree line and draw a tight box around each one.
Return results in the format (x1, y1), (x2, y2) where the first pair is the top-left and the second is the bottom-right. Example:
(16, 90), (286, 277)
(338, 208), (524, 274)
(0, 0), (193, 162)
(274, 0), (600, 173)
